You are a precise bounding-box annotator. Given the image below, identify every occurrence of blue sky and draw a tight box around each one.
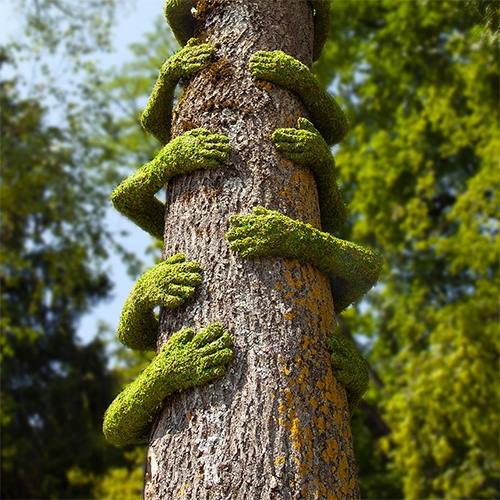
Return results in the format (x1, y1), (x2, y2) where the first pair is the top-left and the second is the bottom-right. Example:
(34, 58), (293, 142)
(0, 0), (170, 345)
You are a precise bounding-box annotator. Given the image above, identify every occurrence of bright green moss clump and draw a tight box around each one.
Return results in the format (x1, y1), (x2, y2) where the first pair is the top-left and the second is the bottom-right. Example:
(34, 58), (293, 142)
(103, 323), (233, 447)
(272, 117), (347, 234)
(225, 206), (382, 313)
(110, 129), (231, 240)
(249, 50), (348, 146)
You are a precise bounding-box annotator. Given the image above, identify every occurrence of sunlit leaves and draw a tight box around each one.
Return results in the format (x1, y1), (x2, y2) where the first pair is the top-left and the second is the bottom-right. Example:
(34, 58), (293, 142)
(319, 1), (499, 498)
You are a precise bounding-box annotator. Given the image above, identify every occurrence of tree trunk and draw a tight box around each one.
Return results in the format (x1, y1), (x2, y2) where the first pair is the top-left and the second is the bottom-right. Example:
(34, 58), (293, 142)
(144, 1), (360, 498)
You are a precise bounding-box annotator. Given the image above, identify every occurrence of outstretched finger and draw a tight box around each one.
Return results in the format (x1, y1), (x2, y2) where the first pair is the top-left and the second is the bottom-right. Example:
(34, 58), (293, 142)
(197, 332), (233, 356)
(164, 253), (186, 265)
(297, 117), (317, 133)
(164, 283), (197, 301)
(168, 328), (194, 345)
(200, 348), (234, 371)
(191, 323), (226, 348)
(198, 365), (228, 385)
(167, 259), (202, 273)
(170, 270), (202, 287)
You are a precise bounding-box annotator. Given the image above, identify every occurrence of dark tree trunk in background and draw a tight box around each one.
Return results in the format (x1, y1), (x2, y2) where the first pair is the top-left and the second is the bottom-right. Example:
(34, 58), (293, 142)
(144, 1), (360, 498)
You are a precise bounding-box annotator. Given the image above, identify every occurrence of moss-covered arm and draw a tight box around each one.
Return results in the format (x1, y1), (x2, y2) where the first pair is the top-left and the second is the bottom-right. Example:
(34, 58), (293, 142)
(110, 128), (231, 240)
(103, 323), (233, 447)
(272, 117), (346, 234)
(225, 207), (382, 313)
(117, 254), (202, 351)
(141, 39), (215, 144)
(164, 0), (198, 47)
(328, 329), (369, 413)
(249, 50), (348, 146)
(310, 0), (331, 62)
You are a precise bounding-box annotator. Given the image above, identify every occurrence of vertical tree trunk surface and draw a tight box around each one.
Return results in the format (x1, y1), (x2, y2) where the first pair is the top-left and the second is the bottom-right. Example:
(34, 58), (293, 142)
(144, 1), (360, 498)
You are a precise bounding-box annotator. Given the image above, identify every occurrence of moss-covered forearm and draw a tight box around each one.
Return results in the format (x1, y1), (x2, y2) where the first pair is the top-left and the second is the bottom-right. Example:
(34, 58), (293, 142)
(111, 129), (231, 240)
(141, 39), (215, 144)
(117, 254), (202, 351)
(164, 0), (198, 47)
(310, 0), (331, 62)
(328, 328), (369, 413)
(226, 207), (382, 312)
(249, 50), (348, 146)
(103, 323), (233, 447)
(272, 117), (346, 234)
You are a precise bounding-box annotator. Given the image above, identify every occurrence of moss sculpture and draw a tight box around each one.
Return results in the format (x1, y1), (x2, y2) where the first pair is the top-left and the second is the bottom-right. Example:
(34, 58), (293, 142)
(249, 50), (349, 146)
(103, 323), (233, 447)
(103, 0), (380, 447)
(225, 207), (382, 314)
(110, 128), (230, 240)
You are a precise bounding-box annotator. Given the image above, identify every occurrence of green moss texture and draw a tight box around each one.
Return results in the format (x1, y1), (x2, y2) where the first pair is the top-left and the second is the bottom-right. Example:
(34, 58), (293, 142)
(103, 323), (233, 447)
(249, 50), (348, 146)
(225, 206), (382, 313)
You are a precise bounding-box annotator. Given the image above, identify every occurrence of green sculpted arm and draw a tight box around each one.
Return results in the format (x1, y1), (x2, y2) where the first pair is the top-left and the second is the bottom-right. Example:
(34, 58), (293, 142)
(164, 0), (198, 47)
(249, 50), (348, 146)
(310, 0), (331, 62)
(141, 39), (215, 144)
(328, 328), (369, 413)
(117, 254), (202, 351)
(272, 117), (346, 234)
(110, 129), (231, 240)
(103, 323), (233, 447)
(225, 206), (382, 313)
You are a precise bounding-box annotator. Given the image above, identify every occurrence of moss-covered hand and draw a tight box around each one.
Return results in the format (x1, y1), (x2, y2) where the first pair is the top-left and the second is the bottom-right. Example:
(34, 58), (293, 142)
(272, 117), (347, 234)
(103, 323), (233, 447)
(117, 254), (203, 352)
(249, 50), (348, 146)
(110, 129), (231, 240)
(226, 206), (382, 313)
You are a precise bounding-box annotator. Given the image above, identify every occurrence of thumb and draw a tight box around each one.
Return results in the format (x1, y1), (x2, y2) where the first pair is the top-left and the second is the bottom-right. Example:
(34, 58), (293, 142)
(297, 117), (317, 134)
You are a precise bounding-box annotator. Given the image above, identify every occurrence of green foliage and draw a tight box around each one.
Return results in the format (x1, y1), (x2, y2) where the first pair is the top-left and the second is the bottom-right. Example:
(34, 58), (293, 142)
(103, 324), (233, 447)
(316, 1), (500, 498)
(93, 448), (146, 499)
(0, 65), (121, 499)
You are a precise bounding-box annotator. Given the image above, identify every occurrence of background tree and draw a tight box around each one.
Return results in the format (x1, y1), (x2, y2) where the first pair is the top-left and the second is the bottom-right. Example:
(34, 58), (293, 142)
(0, 60), (116, 499)
(0, 1), (145, 497)
(317, 1), (499, 498)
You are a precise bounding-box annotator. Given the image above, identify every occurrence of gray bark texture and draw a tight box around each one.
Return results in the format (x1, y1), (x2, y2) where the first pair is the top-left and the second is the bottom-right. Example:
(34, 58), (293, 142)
(144, 1), (360, 498)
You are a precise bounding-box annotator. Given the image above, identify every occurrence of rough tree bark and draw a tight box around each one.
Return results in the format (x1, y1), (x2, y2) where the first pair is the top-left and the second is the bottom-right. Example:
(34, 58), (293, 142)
(144, 1), (360, 498)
